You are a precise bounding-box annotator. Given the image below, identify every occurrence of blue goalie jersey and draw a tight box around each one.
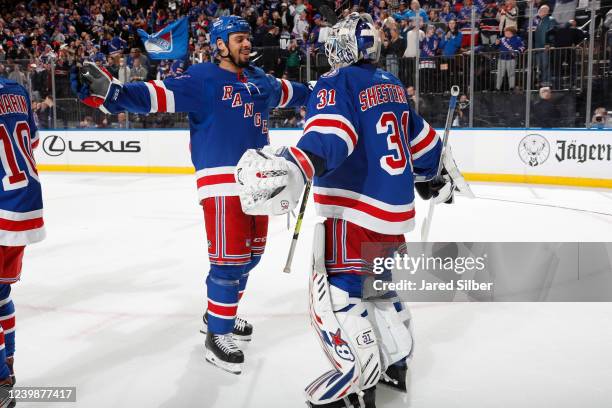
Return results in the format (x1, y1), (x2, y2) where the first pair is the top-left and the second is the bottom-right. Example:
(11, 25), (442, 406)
(0, 78), (45, 246)
(297, 64), (442, 235)
(103, 63), (310, 201)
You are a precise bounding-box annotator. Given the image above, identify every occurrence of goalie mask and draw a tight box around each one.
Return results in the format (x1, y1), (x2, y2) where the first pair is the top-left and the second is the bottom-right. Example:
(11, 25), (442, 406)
(324, 12), (381, 69)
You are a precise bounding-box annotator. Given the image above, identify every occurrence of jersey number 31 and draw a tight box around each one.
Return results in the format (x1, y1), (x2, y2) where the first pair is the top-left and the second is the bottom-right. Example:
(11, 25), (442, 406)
(0, 122), (38, 191)
(376, 111), (411, 176)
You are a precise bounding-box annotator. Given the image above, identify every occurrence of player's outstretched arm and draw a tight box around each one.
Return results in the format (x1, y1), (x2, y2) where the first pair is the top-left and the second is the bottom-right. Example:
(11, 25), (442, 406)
(268, 76), (312, 109)
(72, 61), (204, 114)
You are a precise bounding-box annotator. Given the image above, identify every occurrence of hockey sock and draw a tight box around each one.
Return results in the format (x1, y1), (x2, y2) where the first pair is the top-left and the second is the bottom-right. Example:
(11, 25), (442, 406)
(238, 256), (261, 301)
(0, 327), (9, 381)
(206, 265), (244, 334)
(0, 285), (14, 358)
(238, 272), (248, 302)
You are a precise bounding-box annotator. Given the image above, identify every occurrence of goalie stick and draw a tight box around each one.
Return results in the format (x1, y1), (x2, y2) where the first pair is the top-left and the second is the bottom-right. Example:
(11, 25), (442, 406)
(421, 85), (460, 242)
(283, 180), (312, 274)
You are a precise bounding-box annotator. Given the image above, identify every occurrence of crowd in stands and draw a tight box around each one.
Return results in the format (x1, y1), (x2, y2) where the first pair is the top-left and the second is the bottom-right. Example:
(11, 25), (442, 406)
(0, 0), (608, 129)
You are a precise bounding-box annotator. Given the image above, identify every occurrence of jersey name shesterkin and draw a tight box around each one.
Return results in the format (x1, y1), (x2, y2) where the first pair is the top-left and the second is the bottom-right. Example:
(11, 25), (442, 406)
(103, 63), (309, 201)
(297, 64), (442, 235)
(0, 78), (45, 246)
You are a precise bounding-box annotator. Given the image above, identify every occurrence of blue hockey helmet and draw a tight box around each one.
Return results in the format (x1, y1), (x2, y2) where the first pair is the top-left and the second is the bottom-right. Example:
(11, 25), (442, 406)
(325, 13), (381, 69)
(210, 16), (251, 55)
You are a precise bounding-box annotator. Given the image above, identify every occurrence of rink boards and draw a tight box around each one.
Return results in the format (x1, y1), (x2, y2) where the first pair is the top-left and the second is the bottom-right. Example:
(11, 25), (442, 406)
(34, 128), (612, 188)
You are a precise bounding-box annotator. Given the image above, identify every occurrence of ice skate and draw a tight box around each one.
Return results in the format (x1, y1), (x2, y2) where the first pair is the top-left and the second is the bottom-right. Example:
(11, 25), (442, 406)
(204, 332), (244, 375)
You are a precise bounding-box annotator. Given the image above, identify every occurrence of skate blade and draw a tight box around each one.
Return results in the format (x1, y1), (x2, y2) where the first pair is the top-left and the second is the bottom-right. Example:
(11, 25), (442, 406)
(205, 349), (242, 375)
(200, 326), (251, 342)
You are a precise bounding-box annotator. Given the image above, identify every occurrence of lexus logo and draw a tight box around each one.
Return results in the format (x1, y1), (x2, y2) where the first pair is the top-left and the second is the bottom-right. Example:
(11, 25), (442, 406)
(42, 135), (66, 156)
(40, 135), (142, 155)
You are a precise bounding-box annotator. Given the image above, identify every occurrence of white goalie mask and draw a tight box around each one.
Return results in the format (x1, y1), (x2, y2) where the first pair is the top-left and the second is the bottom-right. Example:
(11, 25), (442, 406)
(324, 12), (381, 69)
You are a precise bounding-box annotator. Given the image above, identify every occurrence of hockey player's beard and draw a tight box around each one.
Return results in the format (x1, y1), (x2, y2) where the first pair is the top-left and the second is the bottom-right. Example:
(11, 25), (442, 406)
(230, 47), (251, 69)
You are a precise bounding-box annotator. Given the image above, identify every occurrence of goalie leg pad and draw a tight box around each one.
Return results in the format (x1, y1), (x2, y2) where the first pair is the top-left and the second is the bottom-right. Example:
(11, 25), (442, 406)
(305, 224), (381, 405)
(368, 300), (414, 369)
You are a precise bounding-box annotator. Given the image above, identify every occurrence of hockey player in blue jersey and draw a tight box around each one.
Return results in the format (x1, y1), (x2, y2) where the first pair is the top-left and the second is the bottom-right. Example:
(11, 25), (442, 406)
(235, 13), (472, 407)
(0, 77), (46, 398)
(71, 16), (310, 374)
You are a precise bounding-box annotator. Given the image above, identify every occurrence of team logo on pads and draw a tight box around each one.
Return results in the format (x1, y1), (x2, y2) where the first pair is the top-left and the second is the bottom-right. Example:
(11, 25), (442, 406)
(518, 134), (550, 167)
(329, 329), (355, 361)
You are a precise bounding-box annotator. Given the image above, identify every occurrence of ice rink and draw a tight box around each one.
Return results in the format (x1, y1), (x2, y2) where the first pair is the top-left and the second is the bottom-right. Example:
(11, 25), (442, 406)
(13, 173), (612, 407)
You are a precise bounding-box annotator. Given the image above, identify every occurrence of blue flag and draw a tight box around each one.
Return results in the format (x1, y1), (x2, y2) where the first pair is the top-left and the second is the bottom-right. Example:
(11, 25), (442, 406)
(138, 18), (188, 60)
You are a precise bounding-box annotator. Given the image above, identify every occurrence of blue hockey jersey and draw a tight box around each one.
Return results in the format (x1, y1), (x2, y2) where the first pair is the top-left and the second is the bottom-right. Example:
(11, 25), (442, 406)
(0, 78), (45, 246)
(103, 63), (310, 201)
(297, 64), (442, 235)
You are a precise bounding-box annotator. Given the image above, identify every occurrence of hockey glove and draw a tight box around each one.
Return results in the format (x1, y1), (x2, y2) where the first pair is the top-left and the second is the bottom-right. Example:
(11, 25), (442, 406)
(71, 61), (122, 111)
(235, 146), (306, 216)
(415, 146), (475, 204)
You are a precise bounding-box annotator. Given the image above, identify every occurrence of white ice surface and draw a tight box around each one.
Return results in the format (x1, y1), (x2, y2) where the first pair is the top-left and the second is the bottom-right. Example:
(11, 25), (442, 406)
(13, 173), (612, 407)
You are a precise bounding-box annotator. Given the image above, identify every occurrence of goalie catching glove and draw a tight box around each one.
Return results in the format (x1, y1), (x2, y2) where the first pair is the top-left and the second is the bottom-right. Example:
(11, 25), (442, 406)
(415, 145), (474, 204)
(70, 61), (123, 112)
(235, 146), (316, 215)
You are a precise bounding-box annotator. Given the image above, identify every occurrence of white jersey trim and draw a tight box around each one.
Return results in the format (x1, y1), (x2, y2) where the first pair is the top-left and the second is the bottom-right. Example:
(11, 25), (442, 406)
(313, 187), (416, 235)
(196, 166), (239, 201)
(0, 227), (46, 246)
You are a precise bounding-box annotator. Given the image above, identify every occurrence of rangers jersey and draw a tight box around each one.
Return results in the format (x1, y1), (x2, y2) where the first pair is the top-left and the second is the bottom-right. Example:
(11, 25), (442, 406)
(296, 63), (442, 235)
(103, 63), (310, 201)
(0, 78), (45, 246)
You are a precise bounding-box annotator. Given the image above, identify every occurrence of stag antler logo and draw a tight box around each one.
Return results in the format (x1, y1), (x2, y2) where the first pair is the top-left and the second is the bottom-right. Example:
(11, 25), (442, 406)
(518, 134), (550, 167)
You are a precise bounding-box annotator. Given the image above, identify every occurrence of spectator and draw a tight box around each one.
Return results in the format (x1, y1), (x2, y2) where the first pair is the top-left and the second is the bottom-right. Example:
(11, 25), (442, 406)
(36, 96), (55, 129)
(420, 25), (439, 64)
(440, 2), (457, 23)
(394, 0), (429, 27)
(382, 27), (405, 77)
(495, 26), (525, 91)
(117, 57), (131, 84)
(8, 65), (26, 87)
(591, 107), (612, 128)
(403, 22), (425, 58)
(292, 11), (310, 43)
(533, 5), (556, 87)
(453, 94), (470, 127)
(79, 116), (97, 128)
(480, 2), (499, 46)
(532, 87), (560, 128)
(253, 17), (268, 47)
(127, 48), (149, 72)
(308, 14), (329, 51)
(419, 25), (439, 92)
(440, 19), (462, 90)
(112, 112), (130, 129)
(497, 0), (518, 32)
(284, 40), (301, 80)
(130, 58), (148, 82)
(297, 106), (307, 128)
(106, 55), (120, 78)
(441, 19), (463, 56)
(551, 20), (586, 88)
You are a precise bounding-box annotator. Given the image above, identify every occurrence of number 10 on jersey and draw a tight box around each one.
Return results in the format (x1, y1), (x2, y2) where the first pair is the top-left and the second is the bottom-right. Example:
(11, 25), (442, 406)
(0, 122), (38, 191)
